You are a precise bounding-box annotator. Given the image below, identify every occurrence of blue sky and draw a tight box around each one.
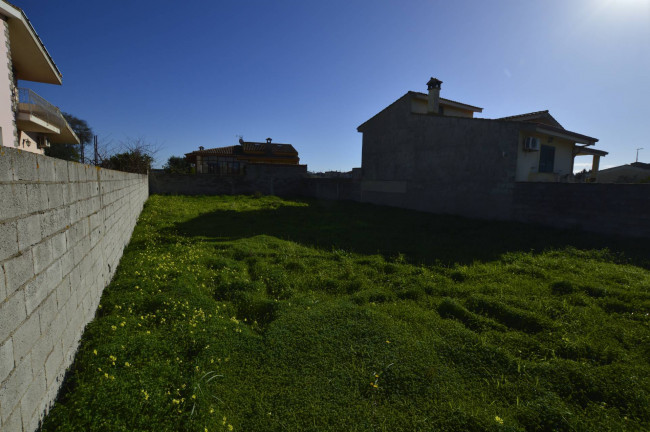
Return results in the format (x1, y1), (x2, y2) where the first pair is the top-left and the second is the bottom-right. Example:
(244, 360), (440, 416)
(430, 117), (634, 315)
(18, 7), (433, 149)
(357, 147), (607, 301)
(17, 0), (650, 171)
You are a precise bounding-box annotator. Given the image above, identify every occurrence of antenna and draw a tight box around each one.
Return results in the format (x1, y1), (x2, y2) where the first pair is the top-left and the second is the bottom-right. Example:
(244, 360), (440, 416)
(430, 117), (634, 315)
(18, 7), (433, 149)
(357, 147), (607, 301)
(636, 148), (644, 163)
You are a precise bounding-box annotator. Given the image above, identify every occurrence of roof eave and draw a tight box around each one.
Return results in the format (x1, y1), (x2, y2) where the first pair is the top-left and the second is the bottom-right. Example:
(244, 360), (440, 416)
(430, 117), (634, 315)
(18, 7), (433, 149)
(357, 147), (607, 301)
(526, 124), (598, 146)
(1, 2), (62, 84)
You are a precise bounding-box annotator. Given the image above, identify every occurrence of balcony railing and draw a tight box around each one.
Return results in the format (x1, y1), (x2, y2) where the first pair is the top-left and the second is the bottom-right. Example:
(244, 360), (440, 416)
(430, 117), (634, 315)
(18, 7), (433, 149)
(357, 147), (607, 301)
(18, 87), (66, 130)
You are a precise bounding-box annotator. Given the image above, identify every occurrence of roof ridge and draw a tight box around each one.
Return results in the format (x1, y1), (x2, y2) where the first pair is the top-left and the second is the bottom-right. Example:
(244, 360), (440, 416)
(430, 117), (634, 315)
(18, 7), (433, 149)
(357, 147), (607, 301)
(497, 110), (549, 120)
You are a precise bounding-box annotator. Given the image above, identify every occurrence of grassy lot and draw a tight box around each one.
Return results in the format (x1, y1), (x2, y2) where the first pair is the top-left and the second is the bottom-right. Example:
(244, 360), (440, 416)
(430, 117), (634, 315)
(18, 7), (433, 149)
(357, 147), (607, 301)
(42, 195), (650, 431)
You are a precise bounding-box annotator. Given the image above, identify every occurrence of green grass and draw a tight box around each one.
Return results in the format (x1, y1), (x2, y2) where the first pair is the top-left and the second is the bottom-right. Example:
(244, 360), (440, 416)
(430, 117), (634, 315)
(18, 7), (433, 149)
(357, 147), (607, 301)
(42, 195), (650, 431)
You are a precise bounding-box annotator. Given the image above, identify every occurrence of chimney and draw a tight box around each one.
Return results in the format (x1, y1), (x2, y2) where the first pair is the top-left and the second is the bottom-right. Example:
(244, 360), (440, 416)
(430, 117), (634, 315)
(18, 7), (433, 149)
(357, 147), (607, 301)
(266, 137), (272, 144)
(426, 77), (443, 114)
(199, 146), (205, 151)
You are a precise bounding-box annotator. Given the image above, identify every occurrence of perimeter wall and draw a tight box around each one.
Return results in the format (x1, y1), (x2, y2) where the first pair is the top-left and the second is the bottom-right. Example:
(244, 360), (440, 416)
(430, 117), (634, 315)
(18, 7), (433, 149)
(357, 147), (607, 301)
(0, 147), (148, 432)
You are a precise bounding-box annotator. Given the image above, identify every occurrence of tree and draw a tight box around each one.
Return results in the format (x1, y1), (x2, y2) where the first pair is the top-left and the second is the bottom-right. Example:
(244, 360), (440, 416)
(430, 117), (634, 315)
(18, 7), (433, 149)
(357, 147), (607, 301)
(101, 150), (153, 174)
(100, 137), (158, 174)
(163, 156), (191, 174)
(44, 112), (93, 162)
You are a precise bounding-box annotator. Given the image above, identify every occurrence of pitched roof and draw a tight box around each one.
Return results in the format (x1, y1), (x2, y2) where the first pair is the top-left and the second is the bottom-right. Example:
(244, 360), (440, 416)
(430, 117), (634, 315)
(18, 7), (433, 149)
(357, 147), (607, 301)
(498, 110), (564, 129)
(185, 141), (298, 158)
(410, 91), (483, 112)
(357, 91), (484, 132)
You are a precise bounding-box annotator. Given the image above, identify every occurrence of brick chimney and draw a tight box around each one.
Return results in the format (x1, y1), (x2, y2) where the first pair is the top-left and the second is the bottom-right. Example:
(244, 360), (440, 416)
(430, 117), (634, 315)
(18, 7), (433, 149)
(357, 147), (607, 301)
(427, 77), (443, 114)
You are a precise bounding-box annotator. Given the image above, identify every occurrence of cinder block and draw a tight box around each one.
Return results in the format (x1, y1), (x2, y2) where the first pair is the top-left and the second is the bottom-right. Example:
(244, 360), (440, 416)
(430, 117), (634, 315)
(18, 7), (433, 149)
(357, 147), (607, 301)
(0, 221), (18, 261)
(3, 251), (34, 297)
(0, 148), (14, 182)
(38, 293), (59, 337)
(46, 183), (64, 208)
(50, 231), (67, 261)
(28, 332), (53, 387)
(40, 208), (66, 238)
(0, 265), (5, 302)
(44, 342), (62, 388)
(0, 292), (27, 344)
(65, 182), (78, 205)
(24, 270), (51, 316)
(37, 155), (55, 182)
(17, 213), (41, 251)
(67, 161), (78, 182)
(0, 354), (33, 421)
(0, 184), (28, 219)
(48, 310), (66, 349)
(32, 239), (53, 275)
(59, 250), (74, 279)
(12, 150), (38, 181)
(53, 158), (68, 183)
(26, 183), (49, 214)
(11, 311), (41, 364)
(2, 404), (23, 432)
(20, 369), (46, 432)
(0, 338), (14, 384)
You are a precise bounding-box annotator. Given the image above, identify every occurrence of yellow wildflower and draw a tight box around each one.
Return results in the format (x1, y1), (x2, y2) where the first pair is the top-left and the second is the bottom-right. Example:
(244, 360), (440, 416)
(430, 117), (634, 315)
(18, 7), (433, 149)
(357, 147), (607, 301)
(495, 416), (504, 425)
(93, 349), (98, 355)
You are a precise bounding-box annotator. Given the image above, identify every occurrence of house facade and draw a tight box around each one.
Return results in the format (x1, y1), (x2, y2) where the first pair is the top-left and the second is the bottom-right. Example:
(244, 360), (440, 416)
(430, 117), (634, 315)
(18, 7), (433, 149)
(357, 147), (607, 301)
(185, 138), (300, 175)
(357, 77), (607, 218)
(0, 1), (78, 155)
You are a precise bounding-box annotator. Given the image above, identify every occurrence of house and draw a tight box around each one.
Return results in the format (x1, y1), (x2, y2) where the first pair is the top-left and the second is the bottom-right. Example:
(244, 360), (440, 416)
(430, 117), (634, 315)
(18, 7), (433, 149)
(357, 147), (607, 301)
(0, 1), (79, 154)
(185, 137), (300, 175)
(597, 162), (650, 183)
(356, 77), (608, 218)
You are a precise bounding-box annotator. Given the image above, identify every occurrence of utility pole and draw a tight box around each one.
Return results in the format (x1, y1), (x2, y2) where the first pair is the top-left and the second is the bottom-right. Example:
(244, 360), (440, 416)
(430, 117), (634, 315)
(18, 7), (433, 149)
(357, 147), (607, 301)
(94, 135), (98, 165)
(636, 148), (643, 163)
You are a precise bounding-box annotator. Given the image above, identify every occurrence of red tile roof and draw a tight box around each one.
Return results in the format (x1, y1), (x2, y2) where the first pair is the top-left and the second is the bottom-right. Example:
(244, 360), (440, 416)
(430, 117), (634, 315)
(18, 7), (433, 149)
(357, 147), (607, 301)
(185, 141), (298, 158)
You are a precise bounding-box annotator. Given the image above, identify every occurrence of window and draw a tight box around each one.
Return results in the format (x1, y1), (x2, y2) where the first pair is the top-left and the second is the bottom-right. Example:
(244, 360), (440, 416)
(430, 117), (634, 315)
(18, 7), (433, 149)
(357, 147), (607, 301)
(538, 144), (555, 173)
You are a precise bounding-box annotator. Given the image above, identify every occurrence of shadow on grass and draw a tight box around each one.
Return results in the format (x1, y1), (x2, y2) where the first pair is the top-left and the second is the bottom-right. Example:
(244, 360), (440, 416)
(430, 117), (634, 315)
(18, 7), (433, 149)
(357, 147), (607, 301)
(171, 199), (650, 267)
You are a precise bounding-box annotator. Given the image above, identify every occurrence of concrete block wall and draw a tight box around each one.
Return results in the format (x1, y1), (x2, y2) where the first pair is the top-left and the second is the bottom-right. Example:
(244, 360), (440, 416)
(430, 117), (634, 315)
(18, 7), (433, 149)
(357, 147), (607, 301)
(0, 147), (148, 432)
(149, 164), (308, 196)
(513, 183), (650, 238)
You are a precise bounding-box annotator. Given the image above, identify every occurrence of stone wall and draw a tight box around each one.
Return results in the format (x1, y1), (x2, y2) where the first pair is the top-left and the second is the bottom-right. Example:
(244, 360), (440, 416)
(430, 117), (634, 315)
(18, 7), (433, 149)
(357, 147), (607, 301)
(149, 164), (308, 196)
(0, 147), (148, 432)
(512, 182), (650, 238)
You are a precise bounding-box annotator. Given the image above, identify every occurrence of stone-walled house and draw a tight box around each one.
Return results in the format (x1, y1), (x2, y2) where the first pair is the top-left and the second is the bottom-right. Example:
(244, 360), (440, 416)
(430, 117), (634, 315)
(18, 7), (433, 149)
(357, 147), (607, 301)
(185, 138), (300, 175)
(356, 77), (608, 218)
(0, 1), (78, 154)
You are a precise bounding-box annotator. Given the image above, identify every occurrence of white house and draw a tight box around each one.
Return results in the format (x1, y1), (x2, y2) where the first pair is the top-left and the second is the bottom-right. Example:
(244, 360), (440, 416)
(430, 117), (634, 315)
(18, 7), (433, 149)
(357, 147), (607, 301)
(0, 1), (78, 155)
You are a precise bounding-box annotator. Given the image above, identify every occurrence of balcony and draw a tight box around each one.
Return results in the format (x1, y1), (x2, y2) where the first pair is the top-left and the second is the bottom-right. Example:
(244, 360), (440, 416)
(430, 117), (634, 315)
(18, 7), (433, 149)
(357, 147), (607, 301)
(16, 88), (79, 143)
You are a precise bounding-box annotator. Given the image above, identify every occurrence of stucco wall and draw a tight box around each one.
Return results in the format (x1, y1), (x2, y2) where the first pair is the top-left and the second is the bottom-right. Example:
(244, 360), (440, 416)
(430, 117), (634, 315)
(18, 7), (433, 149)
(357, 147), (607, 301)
(410, 96), (474, 118)
(0, 147), (148, 432)
(360, 99), (520, 219)
(0, 17), (16, 150)
(515, 132), (574, 181)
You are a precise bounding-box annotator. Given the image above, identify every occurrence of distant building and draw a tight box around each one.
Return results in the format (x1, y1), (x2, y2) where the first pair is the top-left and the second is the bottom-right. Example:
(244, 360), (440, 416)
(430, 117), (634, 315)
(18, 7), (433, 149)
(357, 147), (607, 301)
(185, 137), (300, 175)
(0, 1), (79, 154)
(355, 76), (609, 218)
(597, 162), (650, 183)
(359, 77), (608, 185)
